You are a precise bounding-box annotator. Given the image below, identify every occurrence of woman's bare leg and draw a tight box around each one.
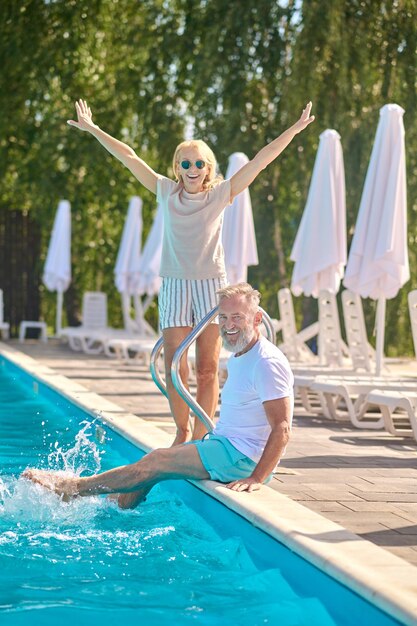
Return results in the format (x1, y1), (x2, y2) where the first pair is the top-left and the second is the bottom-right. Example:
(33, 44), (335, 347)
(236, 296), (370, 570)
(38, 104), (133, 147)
(163, 326), (193, 446)
(193, 324), (221, 440)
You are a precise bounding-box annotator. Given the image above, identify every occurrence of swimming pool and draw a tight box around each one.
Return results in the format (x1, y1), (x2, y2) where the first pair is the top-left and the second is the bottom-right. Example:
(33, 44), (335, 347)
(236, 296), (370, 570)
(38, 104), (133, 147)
(0, 353), (406, 625)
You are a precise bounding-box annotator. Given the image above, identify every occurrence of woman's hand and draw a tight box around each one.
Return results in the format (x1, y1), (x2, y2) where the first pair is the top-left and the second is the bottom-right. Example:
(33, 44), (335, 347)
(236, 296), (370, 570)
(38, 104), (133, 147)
(67, 99), (97, 132)
(293, 101), (315, 134)
(65, 98), (160, 194)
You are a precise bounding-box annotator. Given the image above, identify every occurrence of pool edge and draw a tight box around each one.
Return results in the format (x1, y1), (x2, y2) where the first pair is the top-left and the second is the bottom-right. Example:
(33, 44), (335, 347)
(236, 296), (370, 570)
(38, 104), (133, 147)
(1, 341), (416, 626)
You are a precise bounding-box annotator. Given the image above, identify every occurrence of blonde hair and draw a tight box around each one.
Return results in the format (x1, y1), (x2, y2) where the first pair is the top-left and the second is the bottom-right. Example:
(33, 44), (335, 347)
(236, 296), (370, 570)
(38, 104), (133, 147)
(217, 282), (261, 314)
(172, 140), (223, 190)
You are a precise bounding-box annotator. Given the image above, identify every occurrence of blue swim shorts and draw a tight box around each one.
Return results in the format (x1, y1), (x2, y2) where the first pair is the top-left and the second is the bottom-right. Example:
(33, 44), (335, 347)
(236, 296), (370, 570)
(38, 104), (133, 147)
(192, 434), (260, 484)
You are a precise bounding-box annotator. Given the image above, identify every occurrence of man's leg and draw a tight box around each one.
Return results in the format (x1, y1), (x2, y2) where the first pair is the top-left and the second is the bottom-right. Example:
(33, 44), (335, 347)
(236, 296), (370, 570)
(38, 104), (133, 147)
(23, 443), (210, 503)
(113, 487), (152, 509)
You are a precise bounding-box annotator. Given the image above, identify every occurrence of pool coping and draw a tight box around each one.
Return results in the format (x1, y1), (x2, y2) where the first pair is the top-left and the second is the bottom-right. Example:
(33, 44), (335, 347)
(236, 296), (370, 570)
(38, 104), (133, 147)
(1, 341), (417, 626)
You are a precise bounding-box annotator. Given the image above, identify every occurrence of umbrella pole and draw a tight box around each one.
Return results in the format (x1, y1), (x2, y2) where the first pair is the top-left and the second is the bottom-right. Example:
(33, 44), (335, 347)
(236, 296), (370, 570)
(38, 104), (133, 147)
(56, 290), (63, 336)
(375, 296), (386, 376)
(143, 294), (154, 314)
(318, 302), (325, 365)
(121, 292), (134, 331)
(133, 293), (145, 334)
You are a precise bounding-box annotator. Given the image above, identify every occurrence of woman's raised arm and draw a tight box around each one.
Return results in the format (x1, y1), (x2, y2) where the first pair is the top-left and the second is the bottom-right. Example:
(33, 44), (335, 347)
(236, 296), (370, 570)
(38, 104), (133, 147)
(68, 99), (160, 195)
(229, 102), (315, 200)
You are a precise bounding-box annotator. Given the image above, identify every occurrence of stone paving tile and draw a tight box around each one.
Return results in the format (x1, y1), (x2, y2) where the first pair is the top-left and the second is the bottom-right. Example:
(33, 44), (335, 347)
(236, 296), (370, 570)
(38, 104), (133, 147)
(292, 481), (370, 492)
(324, 511), (413, 525)
(386, 547), (417, 565)
(366, 469), (417, 479)
(394, 503), (417, 520)
(394, 513), (417, 525)
(329, 522), (392, 534)
(294, 488), (365, 502)
(348, 491), (417, 503)
(393, 526), (417, 537)
(349, 483), (417, 495)
(9, 340), (417, 569)
(359, 530), (417, 547)
(341, 501), (417, 516)
(297, 500), (354, 513)
(354, 477), (417, 490)
(269, 488), (318, 502)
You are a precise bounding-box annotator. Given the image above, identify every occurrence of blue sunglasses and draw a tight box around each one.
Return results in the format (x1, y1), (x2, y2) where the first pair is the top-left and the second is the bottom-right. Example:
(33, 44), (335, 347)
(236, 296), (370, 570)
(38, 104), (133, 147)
(180, 159), (206, 170)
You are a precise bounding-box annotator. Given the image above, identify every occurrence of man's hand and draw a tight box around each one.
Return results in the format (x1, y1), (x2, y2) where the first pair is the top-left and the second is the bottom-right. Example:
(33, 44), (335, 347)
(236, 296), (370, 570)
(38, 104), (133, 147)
(226, 477), (262, 493)
(293, 101), (315, 134)
(67, 99), (97, 132)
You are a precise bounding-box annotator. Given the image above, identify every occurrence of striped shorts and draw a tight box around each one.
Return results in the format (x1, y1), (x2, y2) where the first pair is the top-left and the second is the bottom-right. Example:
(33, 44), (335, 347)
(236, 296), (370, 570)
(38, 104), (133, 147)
(159, 277), (227, 329)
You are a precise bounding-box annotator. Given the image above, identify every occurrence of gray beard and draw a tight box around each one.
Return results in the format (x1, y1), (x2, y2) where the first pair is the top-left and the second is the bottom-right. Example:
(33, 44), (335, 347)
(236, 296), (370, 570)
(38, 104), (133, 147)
(221, 327), (255, 354)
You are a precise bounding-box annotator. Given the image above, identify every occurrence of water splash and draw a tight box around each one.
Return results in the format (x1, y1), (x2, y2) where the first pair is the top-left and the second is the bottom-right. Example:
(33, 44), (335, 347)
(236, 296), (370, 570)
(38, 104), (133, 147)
(47, 420), (103, 476)
(0, 477), (11, 502)
(0, 475), (105, 525)
(0, 420), (108, 526)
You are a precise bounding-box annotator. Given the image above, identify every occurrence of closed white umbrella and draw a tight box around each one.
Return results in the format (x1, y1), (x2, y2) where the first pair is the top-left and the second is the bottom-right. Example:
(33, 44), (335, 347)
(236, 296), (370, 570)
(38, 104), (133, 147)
(290, 130), (346, 365)
(344, 104), (409, 375)
(43, 199), (71, 335)
(222, 152), (258, 283)
(114, 196), (143, 331)
(137, 201), (163, 301)
(290, 129), (347, 298)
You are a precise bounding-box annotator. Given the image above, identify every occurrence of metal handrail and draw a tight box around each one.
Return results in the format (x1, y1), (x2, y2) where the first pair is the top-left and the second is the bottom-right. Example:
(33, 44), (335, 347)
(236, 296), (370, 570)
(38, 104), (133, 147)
(171, 307), (220, 432)
(260, 307), (276, 345)
(150, 336), (167, 399)
(150, 306), (276, 432)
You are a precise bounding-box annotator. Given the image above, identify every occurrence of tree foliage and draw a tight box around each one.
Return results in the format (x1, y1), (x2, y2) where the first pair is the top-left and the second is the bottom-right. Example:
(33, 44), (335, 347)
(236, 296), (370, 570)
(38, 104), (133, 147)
(0, 0), (416, 354)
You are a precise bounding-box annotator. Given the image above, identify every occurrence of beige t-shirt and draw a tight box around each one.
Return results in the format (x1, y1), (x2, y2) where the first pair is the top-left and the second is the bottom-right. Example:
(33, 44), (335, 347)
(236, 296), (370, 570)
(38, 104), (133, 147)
(157, 176), (232, 280)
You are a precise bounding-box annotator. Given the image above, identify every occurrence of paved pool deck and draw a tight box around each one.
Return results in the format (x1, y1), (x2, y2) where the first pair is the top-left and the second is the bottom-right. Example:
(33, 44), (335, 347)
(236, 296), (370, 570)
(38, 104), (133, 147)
(5, 339), (417, 569)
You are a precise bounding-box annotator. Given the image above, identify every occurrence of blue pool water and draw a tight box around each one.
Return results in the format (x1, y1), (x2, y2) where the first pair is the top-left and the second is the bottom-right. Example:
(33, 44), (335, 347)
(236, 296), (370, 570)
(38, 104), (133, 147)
(0, 356), (401, 626)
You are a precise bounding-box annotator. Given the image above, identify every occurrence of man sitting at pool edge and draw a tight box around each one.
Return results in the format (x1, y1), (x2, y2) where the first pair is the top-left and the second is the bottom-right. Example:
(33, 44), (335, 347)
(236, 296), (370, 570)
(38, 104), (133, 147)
(23, 283), (294, 509)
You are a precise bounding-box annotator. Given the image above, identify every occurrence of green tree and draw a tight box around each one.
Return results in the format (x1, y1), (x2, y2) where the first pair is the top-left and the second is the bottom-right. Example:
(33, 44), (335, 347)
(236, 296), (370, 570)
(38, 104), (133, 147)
(1, 0), (416, 356)
(0, 0), (185, 332)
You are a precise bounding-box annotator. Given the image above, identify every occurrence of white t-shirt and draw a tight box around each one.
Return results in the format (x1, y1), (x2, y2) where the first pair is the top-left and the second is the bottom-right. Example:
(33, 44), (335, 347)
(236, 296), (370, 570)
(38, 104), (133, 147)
(214, 336), (294, 463)
(157, 176), (231, 280)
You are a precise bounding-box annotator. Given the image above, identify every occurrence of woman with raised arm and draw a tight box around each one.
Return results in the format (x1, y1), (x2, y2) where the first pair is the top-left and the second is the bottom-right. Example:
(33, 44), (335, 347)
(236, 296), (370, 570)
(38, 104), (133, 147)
(68, 99), (314, 445)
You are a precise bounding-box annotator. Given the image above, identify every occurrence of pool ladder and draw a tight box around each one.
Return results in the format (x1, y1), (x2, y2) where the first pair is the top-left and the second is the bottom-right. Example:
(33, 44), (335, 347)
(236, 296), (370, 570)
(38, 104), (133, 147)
(150, 306), (276, 433)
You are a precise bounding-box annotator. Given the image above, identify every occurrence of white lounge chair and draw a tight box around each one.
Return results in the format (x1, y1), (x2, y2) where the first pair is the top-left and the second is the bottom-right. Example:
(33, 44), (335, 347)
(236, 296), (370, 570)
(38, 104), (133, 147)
(0, 289), (10, 339)
(72, 322), (158, 358)
(318, 289), (351, 367)
(104, 334), (159, 362)
(309, 375), (417, 429)
(408, 289), (417, 358)
(277, 288), (319, 363)
(341, 289), (375, 372)
(278, 288), (351, 413)
(294, 369), (361, 416)
(294, 290), (417, 429)
(366, 389), (417, 440)
(60, 291), (108, 353)
(359, 291), (417, 440)
(278, 288), (352, 369)
(287, 289), (349, 410)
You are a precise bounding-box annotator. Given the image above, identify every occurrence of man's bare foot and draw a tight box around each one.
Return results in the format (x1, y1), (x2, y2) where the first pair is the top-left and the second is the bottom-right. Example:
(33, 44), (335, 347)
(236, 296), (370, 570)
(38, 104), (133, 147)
(107, 491), (148, 510)
(22, 469), (80, 501)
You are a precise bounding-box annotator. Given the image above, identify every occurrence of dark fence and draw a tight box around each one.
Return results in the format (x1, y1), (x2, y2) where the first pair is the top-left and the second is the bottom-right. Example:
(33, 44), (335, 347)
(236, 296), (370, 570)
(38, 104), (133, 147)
(0, 210), (41, 337)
